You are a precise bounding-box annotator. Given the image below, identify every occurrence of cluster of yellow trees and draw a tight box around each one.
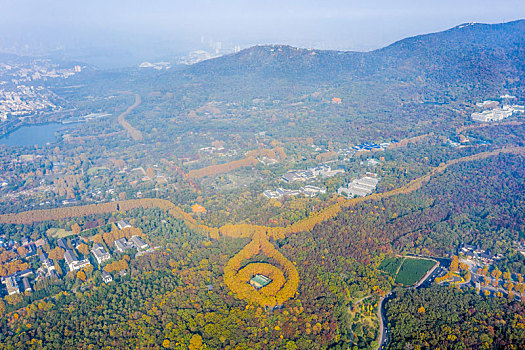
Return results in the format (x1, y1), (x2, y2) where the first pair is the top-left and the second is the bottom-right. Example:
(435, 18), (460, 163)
(188, 147), (286, 179)
(104, 256), (130, 273)
(388, 133), (433, 149)
(223, 232), (299, 307)
(92, 226), (143, 247)
(54, 174), (85, 199)
(0, 260), (29, 277)
(187, 156), (258, 179)
(0, 198), (186, 225)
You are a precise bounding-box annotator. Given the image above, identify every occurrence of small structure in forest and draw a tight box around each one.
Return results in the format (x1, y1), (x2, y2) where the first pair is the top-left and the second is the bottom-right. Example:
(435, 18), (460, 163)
(249, 274), (272, 289)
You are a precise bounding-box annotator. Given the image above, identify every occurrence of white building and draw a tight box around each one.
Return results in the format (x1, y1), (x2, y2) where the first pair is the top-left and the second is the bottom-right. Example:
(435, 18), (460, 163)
(117, 220), (131, 230)
(114, 238), (133, 253)
(471, 106), (513, 122)
(130, 236), (148, 251)
(300, 185), (327, 197)
(64, 250), (91, 272)
(92, 243), (111, 265)
(101, 271), (113, 284)
(338, 176), (380, 198)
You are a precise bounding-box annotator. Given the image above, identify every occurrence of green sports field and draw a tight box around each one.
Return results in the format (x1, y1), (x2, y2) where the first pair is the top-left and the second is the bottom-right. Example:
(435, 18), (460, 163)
(395, 258), (436, 286)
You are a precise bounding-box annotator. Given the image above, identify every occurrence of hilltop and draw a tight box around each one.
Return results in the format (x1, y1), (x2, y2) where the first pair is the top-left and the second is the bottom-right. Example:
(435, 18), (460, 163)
(186, 20), (525, 96)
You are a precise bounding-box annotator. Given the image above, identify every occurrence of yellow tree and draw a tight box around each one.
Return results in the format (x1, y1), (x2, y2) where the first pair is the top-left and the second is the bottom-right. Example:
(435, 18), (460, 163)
(48, 247), (65, 260)
(71, 223), (81, 235)
(0, 300), (5, 317)
(189, 334), (203, 350)
(77, 243), (89, 256)
(16, 246), (28, 257)
(449, 256), (459, 273)
(77, 270), (86, 282)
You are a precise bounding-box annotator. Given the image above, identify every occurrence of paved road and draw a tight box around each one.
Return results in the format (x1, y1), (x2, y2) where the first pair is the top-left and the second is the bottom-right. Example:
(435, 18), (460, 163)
(117, 94), (143, 141)
(377, 292), (394, 350)
(377, 260), (444, 349)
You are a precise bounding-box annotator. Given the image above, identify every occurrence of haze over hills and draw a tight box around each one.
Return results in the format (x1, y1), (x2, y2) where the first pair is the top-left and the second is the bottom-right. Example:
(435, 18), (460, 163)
(188, 20), (525, 94)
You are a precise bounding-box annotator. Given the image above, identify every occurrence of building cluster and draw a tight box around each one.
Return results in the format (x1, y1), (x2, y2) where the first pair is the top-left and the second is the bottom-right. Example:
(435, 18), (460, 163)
(471, 99), (524, 122)
(263, 185), (326, 199)
(352, 141), (393, 152)
(337, 139), (398, 158)
(263, 164), (343, 199)
(280, 164), (344, 183)
(1, 269), (33, 295)
(1, 221), (152, 295)
(0, 59), (81, 84)
(0, 85), (57, 120)
(0, 58), (83, 122)
(338, 175), (380, 198)
(459, 243), (501, 264)
(138, 61), (171, 70)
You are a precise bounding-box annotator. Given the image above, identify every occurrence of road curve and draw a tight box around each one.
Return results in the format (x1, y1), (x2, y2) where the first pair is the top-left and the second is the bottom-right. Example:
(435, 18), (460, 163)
(117, 93), (143, 141)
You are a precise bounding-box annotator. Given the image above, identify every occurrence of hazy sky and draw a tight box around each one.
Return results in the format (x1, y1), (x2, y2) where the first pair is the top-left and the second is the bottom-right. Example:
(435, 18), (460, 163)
(1, 0), (524, 65)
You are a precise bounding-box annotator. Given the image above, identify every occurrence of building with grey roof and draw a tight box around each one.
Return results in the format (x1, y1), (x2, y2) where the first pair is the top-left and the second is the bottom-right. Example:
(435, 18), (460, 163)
(22, 277), (31, 292)
(114, 238), (133, 253)
(91, 243), (111, 265)
(64, 249), (91, 272)
(4, 276), (19, 295)
(101, 271), (113, 284)
(130, 236), (148, 251)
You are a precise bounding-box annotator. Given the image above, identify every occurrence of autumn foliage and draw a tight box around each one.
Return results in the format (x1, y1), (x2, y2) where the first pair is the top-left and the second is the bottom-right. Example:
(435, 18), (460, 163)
(187, 156), (258, 179)
(223, 232), (299, 307)
(0, 260), (30, 277)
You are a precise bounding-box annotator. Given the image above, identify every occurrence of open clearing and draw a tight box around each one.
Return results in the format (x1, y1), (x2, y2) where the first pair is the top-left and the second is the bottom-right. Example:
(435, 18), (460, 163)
(46, 228), (74, 239)
(378, 257), (404, 277)
(395, 258), (436, 285)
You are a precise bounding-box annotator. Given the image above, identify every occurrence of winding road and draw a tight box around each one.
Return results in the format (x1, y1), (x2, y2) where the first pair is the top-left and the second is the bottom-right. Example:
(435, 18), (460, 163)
(117, 93), (143, 141)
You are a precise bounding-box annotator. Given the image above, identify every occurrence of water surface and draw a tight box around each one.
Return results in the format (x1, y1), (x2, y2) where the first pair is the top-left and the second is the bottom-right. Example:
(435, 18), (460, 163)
(0, 123), (63, 146)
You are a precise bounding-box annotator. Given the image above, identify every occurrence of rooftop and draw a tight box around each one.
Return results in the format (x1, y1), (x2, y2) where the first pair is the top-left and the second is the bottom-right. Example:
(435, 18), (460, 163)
(250, 274), (272, 288)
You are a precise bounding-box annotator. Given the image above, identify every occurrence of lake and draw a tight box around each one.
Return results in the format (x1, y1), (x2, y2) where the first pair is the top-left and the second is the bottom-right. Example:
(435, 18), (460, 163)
(0, 123), (63, 146)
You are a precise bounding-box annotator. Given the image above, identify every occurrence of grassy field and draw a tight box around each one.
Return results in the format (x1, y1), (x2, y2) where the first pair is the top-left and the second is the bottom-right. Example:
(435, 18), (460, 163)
(395, 258), (436, 286)
(379, 257), (404, 277)
(46, 228), (74, 239)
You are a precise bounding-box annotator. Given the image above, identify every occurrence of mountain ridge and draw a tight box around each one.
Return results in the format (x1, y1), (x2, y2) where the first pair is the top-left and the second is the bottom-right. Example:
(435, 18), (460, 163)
(181, 19), (524, 101)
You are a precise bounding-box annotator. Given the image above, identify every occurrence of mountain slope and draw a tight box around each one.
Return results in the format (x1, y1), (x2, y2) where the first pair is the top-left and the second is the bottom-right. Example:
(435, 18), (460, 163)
(187, 20), (525, 91)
